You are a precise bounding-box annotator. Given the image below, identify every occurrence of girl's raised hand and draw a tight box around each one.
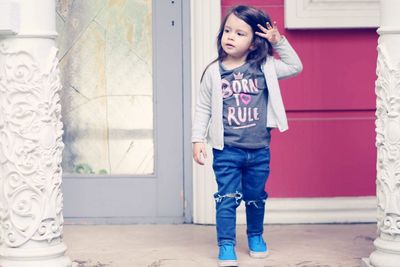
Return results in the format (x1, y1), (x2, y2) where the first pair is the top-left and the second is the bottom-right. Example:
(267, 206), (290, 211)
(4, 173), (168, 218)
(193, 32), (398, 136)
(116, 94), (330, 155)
(256, 21), (281, 45)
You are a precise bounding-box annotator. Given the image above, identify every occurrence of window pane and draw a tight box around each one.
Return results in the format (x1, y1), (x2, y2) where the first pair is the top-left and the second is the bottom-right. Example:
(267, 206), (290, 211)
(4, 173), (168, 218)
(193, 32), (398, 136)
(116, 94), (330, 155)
(57, 0), (153, 175)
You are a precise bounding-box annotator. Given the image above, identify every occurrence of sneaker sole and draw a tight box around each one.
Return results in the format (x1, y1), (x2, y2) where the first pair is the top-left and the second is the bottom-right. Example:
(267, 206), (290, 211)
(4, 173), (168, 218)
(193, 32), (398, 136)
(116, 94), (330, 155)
(249, 250), (269, 258)
(218, 259), (238, 266)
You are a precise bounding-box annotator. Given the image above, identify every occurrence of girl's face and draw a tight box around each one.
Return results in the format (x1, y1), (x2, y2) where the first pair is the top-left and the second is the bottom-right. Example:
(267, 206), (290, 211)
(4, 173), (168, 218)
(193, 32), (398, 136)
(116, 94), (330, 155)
(221, 14), (254, 62)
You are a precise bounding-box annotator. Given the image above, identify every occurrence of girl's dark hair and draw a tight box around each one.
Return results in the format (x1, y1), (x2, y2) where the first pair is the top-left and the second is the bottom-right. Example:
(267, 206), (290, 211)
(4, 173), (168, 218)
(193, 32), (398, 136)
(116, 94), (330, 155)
(201, 5), (273, 81)
(218, 6), (273, 65)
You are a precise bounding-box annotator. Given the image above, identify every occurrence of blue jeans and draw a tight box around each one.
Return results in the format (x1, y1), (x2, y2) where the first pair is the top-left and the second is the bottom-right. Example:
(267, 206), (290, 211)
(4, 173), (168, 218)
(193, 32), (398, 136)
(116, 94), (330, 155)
(212, 146), (270, 246)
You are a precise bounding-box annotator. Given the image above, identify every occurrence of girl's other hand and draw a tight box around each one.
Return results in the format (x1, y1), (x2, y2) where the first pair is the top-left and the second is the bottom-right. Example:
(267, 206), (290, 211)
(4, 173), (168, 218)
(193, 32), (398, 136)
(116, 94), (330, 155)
(256, 21), (282, 45)
(193, 142), (207, 165)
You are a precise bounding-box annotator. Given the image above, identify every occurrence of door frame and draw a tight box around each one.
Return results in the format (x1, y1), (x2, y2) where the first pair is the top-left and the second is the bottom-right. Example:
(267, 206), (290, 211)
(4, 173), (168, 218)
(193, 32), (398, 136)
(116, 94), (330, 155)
(191, 0), (221, 224)
(182, 0), (193, 223)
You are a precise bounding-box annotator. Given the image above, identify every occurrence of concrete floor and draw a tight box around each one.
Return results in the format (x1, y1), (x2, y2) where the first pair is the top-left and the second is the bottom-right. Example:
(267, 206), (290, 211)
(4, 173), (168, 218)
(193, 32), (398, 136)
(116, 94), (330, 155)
(63, 224), (377, 267)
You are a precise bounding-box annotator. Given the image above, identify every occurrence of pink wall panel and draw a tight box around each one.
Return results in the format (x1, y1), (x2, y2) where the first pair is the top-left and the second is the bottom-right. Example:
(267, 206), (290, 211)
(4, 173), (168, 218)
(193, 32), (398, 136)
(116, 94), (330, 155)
(221, 0), (377, 197)
(269, 111), (376, 197)
(280, 29), (377, 111)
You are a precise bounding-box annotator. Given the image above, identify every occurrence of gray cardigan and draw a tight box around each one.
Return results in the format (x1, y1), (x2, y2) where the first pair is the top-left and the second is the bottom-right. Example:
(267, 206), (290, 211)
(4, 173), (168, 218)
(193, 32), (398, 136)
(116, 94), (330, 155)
(192, 37), (303, 150)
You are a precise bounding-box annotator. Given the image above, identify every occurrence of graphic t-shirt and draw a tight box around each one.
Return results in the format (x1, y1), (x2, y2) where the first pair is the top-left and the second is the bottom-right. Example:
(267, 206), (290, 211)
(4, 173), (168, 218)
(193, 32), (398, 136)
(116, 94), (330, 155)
(220, 62), (271, 149)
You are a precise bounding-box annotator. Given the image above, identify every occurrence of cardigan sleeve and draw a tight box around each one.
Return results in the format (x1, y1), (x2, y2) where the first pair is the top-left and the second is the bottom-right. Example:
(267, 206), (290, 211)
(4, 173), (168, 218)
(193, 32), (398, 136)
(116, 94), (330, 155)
(271, 36), (303, 80)
(192, 68), (212, 143)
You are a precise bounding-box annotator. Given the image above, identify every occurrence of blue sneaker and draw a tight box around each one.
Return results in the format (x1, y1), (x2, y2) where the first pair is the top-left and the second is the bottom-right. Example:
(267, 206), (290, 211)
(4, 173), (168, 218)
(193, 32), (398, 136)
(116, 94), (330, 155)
(218, 244), (238, 266)
(248, 235), (269, 258)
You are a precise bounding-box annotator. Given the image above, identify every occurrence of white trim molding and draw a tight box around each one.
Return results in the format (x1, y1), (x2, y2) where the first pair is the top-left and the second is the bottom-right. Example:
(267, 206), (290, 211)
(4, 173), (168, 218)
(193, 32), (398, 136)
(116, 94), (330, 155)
(239, 196), (376, 224)
(284, 0), (380, 29)
(195, 196), (376, 225)
(191, 0), (220, 224)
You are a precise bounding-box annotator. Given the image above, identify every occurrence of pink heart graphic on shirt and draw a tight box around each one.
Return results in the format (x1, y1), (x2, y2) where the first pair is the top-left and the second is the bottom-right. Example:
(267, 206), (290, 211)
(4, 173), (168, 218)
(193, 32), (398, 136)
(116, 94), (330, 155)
(240, 93), (252, 105)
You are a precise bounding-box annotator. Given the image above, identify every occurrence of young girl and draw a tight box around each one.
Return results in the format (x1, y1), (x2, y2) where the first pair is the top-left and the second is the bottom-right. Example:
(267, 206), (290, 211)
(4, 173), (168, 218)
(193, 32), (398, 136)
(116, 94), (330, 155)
(192, 5), (302, 267)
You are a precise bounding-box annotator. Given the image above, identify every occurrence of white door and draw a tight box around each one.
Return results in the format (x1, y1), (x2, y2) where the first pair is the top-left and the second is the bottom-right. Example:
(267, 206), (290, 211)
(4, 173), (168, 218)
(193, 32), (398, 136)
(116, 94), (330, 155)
(57, 0), (188, 223)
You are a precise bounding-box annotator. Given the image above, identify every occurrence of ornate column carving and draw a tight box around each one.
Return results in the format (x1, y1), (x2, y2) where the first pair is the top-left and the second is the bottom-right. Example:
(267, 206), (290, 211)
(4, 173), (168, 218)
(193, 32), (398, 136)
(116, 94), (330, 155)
(362, 0), (400, 266)
(0, 0), (71, 266)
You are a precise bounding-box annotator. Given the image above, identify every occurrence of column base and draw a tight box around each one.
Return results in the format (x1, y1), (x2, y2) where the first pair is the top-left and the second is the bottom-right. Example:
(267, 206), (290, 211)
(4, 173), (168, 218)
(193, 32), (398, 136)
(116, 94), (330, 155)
(0, 256), (71, 267)
(0, 243), (72, 267)
(361, 258), (373, 267)
(368, 237), (400, 267)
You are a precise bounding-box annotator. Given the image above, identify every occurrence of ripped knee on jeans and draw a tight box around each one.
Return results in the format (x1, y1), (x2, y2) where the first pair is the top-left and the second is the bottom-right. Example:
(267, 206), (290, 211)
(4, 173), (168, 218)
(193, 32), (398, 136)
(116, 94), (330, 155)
(245, 199), (266, 208)
(214, 191), (243, 205)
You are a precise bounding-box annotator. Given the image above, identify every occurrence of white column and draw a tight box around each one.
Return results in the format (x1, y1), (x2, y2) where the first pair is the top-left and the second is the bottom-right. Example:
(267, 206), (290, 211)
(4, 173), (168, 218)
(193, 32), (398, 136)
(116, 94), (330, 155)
(362, 0), (400, 266)
(0, 0), (71, 266)
(191, 0), (221, 224)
